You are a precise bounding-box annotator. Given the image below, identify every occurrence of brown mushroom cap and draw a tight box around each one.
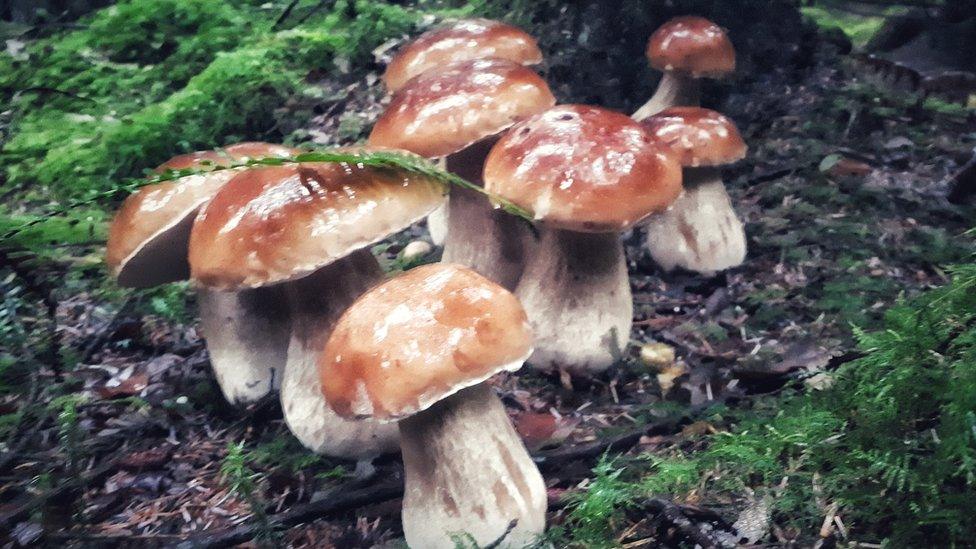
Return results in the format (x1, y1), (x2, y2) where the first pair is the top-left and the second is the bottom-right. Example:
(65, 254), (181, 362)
(320, 263), (532, 421)
(640, 107), (746, 167)
(384, 18), (543, 93)
(106, 143), (298, 288)
(645, 16), (735, 78)
(368, 58), (555, 159)
(188, 154), (446, 290)
(483, 105), (683, 232)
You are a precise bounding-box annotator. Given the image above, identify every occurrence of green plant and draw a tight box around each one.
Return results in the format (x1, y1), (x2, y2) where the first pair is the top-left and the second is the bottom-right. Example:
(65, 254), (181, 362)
(222, 441), (280, 546)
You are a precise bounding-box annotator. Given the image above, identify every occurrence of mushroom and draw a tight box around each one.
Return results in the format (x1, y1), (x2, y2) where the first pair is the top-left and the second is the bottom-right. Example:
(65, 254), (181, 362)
(188, 155), (446, 459)
(631, 16), (735, 121)
(369, 57), (555, 290)
(383, 19), (543, 247)
(483, 105), (682, 375)
(320, 263), (545, 549)
(106, 142), (298, 405)
(640, 107), (748, 274)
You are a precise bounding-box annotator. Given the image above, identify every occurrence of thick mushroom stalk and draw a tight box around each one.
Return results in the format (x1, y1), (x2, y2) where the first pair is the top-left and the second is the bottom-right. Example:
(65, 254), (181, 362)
(441, 138), (533, 290)
(197, 287), (290, 404)
(483, 105), (682, 376)
(105, 142), (298, 406)
(632, 72), (700, 121)
(644, 168), (746, 274)
(320, 264), (545, 547)
(281, 250), (399, 460)
(517, 229), (630, 373)
(638, 107), (749, 274)
(400, 383), (547, 548)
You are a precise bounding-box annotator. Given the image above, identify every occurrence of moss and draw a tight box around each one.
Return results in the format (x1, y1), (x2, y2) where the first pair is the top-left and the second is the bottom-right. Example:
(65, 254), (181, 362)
(572, 260), (976, 545)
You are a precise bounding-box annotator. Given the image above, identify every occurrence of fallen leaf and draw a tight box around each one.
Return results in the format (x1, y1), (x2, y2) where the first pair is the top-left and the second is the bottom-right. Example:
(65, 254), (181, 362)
(97, 374), (148, 399)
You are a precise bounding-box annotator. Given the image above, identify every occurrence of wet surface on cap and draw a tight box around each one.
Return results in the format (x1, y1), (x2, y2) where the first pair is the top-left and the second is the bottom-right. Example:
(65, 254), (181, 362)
(645, 16), (735, 78)
(106, 143), (298, 286)
(384, 18), (543, 92)
(640, 107), (747, 167)
(188, 155), (445, 289)
(369, 58), (555, 158)
(320, 263), (532, 421)
(483, 105), (683, 232)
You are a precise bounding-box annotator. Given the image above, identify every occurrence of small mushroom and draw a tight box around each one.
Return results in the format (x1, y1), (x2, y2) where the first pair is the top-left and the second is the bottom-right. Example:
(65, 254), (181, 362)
(383, 19), (544, 247)
(320, 263), (545, 548)
(370, 58), (555, 289)
(106, 142), (297, 405)
(640, 107), (748, 274)
(189, 154), (445, 459)
(484, 105), (682, 375)
(632, 16), (735, 121)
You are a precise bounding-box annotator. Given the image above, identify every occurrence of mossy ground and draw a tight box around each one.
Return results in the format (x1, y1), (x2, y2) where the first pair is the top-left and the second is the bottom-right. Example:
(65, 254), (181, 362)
(2, 1), (976, 547)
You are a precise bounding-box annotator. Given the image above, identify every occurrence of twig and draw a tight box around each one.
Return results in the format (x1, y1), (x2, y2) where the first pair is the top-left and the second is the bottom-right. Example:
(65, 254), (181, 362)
(271, 0), (301, 30)
(642, 497), (737, 548)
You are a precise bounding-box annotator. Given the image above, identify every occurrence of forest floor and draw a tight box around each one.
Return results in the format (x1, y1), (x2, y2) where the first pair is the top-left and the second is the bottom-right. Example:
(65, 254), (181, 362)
(2, 3), (976, 548)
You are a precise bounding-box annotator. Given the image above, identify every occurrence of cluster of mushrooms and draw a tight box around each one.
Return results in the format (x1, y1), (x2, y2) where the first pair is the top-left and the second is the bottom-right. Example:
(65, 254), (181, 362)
(104, 15), (747, 549)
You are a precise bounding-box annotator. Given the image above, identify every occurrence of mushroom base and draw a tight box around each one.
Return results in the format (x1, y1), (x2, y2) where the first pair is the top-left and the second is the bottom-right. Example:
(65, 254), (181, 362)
(400, 383), (546, 549)
(197, 286), (290, 405)
(517, 228), (631, 374)
(632, 72), (700, 121)
(644, 168), (747, 275)
(281, 249), (399, 459)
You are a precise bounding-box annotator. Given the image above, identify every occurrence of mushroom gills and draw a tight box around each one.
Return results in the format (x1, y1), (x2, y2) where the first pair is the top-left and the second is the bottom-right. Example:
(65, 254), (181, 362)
(280, 249), (399, 459)
(400, 383), (547, 549)
(197, 285), (290, 405)
(644, 167), (746, 275)
(517, 228), (632, 374)
(632, 72), (701, 121)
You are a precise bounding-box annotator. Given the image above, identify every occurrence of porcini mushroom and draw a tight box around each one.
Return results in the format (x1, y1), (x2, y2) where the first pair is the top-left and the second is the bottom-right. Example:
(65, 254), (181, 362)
(484, 105), (682, 374)
(106, 142), (298, 405)
(189, 155), (445, 459)
(632, 16), (735, 121)
(320, 263), (545, 548)
(641, 107), (748, 273)
(383, 19), (543, 246)
(370, 57), (555, 290)
(383, 18), (543, 93)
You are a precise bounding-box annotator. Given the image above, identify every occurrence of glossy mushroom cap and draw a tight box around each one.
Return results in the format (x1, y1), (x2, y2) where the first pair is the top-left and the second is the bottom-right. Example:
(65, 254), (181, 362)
(483, 105), (683, 232)
(646, 16), (735, 78)
(320, 263), (533, 421)
(369, 58), (555, 158)
(384, 18), (543, 93)
(188, 154), (446, 290)
(640, 107), (747, 167)
(106, 143), (298, 288)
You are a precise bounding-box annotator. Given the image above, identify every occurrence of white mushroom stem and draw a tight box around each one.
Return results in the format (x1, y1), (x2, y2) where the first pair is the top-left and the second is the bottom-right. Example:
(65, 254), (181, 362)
(644, 167), (747, 275)
(442, 138), (533, 290)
(516, 228), (631, 374)
(281, 249), (399, 460)
(632, 72), (701, 121)
(400, 383), (547, 549)
(197, 286), (290, 405)
(426, 201), (449, 246)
